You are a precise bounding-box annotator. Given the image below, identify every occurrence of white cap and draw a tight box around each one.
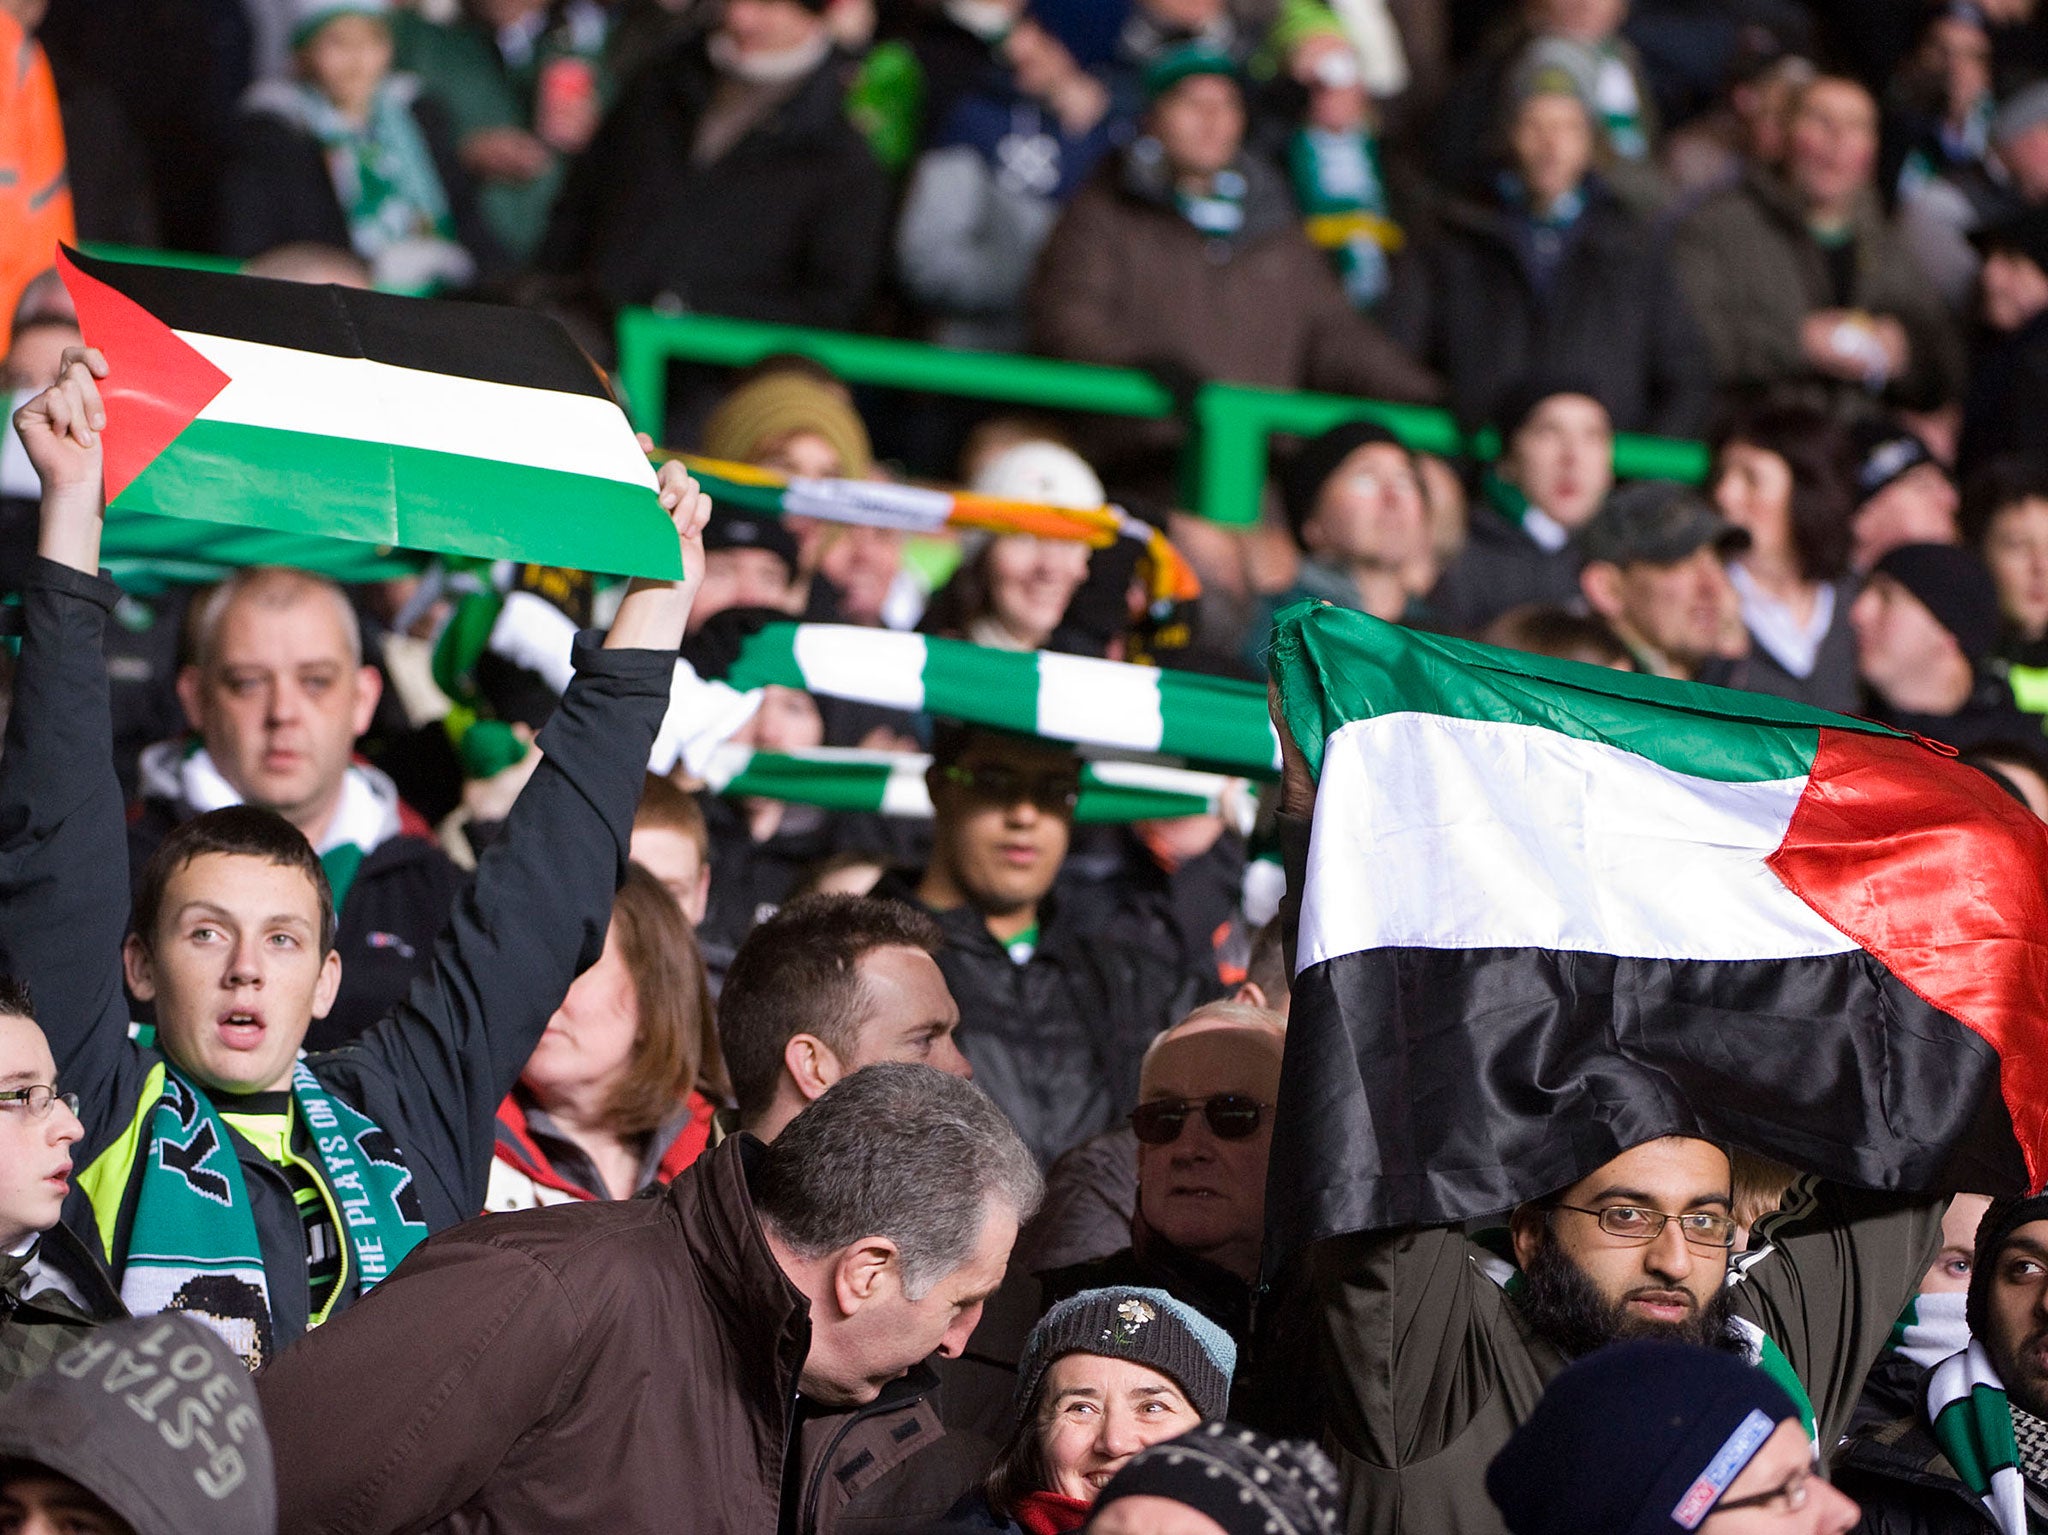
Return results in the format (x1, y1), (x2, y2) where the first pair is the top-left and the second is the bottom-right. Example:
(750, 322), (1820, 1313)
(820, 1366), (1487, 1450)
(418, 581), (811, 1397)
(970, 441), (1106, 511)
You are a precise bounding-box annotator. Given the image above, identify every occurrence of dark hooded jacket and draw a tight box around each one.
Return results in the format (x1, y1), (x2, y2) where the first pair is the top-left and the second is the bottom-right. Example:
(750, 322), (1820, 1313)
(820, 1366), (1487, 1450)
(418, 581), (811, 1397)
(258, 1134), (975, 1535)
(1833, 1409), (2003, 1535)
(0, 1313), (275, 1535)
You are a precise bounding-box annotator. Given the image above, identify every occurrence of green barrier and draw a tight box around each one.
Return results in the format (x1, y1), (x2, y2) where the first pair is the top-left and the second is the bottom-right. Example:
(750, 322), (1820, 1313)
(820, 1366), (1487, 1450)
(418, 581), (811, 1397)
(615, 309), (1715, 526)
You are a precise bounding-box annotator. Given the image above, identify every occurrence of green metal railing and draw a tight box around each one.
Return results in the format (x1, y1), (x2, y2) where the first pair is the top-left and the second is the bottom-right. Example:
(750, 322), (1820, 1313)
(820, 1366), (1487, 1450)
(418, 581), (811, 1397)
(615, 308), (1713, 526)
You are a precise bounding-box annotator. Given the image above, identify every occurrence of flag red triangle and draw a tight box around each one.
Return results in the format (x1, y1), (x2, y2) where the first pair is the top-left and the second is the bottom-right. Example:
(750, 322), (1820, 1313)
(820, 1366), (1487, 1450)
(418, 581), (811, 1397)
(55, 247), (231, 505)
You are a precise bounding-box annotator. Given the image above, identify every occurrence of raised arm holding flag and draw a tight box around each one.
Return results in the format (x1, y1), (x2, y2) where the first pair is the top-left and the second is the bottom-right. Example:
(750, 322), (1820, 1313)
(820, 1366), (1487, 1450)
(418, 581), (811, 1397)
(1257, 601), (2048, 1534)
(0, 346), (713, 1366)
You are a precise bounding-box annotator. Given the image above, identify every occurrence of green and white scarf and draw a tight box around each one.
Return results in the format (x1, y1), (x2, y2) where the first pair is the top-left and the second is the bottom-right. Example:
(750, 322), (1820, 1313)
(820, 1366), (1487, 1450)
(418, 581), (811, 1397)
(119, 1062), (428, 1370)
(702, 743), (1253, 829)
(1289, 127), (1400, 309)
(1891, 1290), (1973, 1371)
(1927, 1339), (2030, 1535)
(290, 77), (453, 260)
(135, 739), (401, 911)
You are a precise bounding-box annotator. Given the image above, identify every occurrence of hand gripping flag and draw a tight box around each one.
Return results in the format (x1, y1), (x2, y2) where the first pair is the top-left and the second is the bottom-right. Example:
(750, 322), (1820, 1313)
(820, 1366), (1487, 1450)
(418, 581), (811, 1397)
(55, 247), (681, 580)
(1263, 602), (2048, 1270)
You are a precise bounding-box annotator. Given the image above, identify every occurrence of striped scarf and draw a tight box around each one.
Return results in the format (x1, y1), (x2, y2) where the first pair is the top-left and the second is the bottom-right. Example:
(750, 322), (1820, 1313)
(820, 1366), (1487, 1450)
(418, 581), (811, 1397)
(1927, 1339), (2031, 1535)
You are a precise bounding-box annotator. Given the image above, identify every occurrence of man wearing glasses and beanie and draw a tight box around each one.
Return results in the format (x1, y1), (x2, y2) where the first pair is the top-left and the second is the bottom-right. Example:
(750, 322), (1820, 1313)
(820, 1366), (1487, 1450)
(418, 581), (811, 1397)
(872, 723), (1213, 1169)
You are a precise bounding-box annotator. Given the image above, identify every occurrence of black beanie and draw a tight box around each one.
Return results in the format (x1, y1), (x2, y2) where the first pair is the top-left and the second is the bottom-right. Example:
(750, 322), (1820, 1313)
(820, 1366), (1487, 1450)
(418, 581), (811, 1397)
(1281, 421), (1407, 544)
(1871, 542), (2002, 664)
(1968, 1194), (2048, 1340)
(0, 1315), (275, 1535)
(1490, 376), (1607, 444)
(1090, 1422), (1344, 1535)
(1485, 1341), (1799, 1535)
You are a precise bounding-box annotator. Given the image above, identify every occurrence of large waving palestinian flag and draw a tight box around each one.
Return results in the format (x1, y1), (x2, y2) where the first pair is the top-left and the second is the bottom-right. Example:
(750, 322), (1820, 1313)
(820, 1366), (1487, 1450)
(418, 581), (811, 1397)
(56, 247), (680, 579)
(1264, 602), (2048, 1266)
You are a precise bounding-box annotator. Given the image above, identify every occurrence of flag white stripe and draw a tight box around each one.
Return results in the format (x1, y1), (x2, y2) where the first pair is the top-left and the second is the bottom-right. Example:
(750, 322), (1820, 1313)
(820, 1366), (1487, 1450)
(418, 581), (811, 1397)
(1300, 712), (1857, 968)
(179, 332), (656, 490)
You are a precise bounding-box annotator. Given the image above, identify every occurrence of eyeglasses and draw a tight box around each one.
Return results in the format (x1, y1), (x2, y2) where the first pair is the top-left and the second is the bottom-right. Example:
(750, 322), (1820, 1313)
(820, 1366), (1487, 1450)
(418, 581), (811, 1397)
(940, 764), (1081, 815)
(0, 1084), (80, 1119)
(1710, 1468), (1813, 1518)
(1130, 1094), (1271, 1145)
(1551, 1204), (1739, 1250)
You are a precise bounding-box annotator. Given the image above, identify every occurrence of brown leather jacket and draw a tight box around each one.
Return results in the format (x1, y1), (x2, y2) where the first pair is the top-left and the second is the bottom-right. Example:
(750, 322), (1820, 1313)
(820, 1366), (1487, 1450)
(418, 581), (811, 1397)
(258, 1135), (974, 1534)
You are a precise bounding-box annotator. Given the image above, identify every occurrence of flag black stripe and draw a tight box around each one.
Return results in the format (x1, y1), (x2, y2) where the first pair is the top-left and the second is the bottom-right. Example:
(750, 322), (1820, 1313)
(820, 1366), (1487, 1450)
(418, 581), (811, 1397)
(1263, 945), (2024, 1271)
(69, 248), (614, 401)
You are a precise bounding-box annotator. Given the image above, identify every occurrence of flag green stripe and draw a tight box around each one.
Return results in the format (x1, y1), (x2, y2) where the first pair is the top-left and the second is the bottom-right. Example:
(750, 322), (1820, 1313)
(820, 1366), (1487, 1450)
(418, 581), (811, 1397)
(120, 419), (682, 580)
(1270, 601), (1900, 785)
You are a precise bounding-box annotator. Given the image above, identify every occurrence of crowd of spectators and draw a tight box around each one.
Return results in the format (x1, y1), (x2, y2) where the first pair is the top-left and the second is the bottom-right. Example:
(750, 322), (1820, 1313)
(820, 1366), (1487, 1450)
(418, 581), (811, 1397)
(6, 0), (2048, 1532)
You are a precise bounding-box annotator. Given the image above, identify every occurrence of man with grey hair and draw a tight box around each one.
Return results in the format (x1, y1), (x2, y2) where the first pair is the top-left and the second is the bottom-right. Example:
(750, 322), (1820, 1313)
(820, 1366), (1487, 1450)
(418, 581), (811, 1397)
(257, 1063), (1043, 1534)
(129, 565), (464, 1047)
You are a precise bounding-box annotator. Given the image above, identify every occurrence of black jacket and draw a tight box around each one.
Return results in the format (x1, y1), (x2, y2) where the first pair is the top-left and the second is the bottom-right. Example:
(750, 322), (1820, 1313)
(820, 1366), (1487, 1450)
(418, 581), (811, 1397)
(539, 31), (890, 327)
(1833, 1413), (2001, 1535)
(127, 791), (468, 1053)
(1385, 184), (1713, 437)
(214, 81), (498, 268)
(1868, 672), (2040, 753)
(1960, 312), (2048, 479)
(0, 560), (670, 1356)
(872, 874), (1213, 1168)
(1426, 500), (1586, 635)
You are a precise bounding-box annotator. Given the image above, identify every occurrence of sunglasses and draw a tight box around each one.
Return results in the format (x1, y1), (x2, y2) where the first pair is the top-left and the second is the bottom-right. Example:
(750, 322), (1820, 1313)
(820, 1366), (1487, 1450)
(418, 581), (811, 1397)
(940, 763), (1081, 814)
(1130, 1094), (1271, 1145)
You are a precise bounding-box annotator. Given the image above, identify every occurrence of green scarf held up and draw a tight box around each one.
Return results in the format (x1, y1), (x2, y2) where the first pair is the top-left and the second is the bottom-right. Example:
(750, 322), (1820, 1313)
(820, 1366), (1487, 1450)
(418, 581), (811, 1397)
(114, 1062), (428, 1371)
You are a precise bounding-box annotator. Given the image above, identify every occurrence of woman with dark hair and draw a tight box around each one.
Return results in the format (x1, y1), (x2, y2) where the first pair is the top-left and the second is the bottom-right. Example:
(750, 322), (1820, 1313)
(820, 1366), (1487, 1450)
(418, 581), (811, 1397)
(953, 1287), (1235, 1533)
(1711, 401), (1860, 711)
(486, 863), (729, 1209)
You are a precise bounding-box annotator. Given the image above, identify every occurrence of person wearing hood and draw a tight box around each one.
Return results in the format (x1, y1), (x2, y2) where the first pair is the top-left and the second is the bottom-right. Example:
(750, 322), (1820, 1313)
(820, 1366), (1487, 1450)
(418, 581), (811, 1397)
(539, 0), (891, 332)
(127, 565), (467, 1052)
(1672, 72), (1966, 414)
(217, 0), (497, 292)
(1384, 38), (1712, 439)
(1028, 43), (1438, 504)
(1835, 1195), (2048, 1535)
(0, 1315), (275, 1535)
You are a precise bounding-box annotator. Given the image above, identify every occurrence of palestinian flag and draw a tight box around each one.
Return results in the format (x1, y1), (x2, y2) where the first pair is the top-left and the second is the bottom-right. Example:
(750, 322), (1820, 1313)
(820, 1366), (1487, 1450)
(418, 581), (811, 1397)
(701, 744), (1248, 826)
(725, 622), (1280, 779)
(55, 247), (680, 580)
(1264, 602), (2048, 1265)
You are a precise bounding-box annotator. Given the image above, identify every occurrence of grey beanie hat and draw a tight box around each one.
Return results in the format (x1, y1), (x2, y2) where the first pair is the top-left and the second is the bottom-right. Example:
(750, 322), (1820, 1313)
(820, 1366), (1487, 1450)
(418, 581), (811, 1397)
(0, 1315), (276, 1535)
(1015, 1286), (1237, 1422)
